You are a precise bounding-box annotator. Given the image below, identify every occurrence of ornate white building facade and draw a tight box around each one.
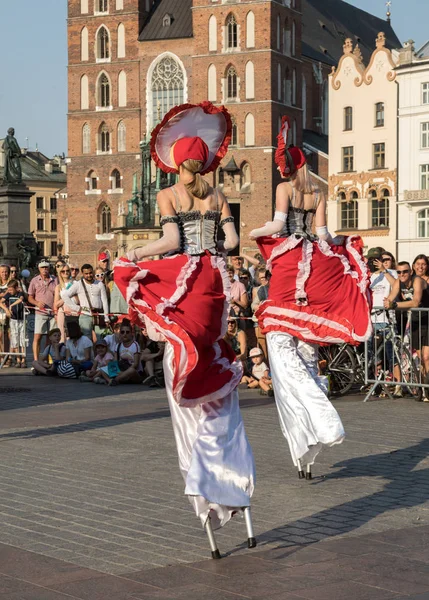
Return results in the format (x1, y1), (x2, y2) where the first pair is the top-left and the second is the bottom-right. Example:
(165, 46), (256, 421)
(396, 41), (429, 263)
(327, 33), (398, 253)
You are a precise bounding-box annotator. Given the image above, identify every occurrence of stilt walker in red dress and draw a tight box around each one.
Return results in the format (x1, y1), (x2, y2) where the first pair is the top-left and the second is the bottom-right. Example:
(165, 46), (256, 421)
(250, 116), (372, 479)
(114, 102), (256, 558)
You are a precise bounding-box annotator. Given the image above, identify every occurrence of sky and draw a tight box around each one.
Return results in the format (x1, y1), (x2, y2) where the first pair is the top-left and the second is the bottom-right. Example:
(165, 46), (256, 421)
(0, 0), (427, 158)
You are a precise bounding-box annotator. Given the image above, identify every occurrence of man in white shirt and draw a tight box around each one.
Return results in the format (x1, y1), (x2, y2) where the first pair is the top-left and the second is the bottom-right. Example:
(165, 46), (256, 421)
(368, 249), (397, 372)
(62, 263), (109, 339)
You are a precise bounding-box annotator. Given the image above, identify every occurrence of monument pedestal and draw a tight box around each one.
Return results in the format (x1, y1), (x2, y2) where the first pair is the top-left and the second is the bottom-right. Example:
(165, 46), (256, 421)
(0, 184), (33, 264)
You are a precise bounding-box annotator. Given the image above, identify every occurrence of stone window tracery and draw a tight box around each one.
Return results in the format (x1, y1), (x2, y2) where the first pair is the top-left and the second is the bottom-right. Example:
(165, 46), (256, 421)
(97, 26), (110, 60)
(151, 56), (185, 125)
(226, 14), (238, 50)
(226, 66), (238, 100)
(98, 73), (111, 107)
(100, 204), (112, 234)
(99, 123), (110, 153)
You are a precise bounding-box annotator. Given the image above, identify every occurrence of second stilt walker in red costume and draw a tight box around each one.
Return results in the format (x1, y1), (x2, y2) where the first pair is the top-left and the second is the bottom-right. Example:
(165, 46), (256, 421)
(114, 102), (256, 558)
(250, 116), (372, 479)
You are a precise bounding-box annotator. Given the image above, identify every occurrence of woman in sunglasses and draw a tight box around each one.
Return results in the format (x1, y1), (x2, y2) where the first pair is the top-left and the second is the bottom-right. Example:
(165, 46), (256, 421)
(54, 264), (80, 342)
(114, 102), (255, 556)
(249, 116), (371, 479)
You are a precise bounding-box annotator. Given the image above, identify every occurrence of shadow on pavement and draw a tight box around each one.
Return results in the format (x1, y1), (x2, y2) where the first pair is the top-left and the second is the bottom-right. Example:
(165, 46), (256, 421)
(251, 438), (429, 551)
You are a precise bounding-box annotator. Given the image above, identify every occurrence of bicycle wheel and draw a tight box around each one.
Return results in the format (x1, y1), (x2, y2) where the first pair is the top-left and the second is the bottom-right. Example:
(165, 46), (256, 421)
(321, 344), (357, 397)
(400, 347), (423, 402)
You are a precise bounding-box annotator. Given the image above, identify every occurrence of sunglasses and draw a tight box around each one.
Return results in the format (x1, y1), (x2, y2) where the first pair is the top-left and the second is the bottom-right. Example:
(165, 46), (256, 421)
(61, 270), (71, 274)
(95, 273), (105, 278)
(71, 267), (79, 271)
(120, 330), (131, 334)
(10, 269), (17, 273)
(227, 321), (235, 325)
(382, 258), (392, 262)
(397, 269), (410, 274)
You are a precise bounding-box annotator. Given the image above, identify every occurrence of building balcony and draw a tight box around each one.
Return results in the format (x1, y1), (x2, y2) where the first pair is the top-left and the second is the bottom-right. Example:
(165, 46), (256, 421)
(403, 190), (429, 202)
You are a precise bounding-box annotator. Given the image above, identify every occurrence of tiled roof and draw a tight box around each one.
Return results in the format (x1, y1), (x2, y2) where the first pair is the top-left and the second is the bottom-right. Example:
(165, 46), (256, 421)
(0, 142), (66, 185)
(303, 129), (328, 155)
(302, 0), (401, 66)
(139, 0), (193, 41)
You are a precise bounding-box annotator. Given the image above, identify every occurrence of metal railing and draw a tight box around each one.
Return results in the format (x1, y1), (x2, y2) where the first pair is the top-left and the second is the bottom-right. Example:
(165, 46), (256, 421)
(364, 307), (428, 402)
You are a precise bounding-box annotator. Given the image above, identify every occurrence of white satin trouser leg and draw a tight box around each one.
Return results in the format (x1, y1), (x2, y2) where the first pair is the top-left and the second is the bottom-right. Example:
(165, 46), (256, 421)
(163, 344), (255, 529)
(267, 331), (345, 467)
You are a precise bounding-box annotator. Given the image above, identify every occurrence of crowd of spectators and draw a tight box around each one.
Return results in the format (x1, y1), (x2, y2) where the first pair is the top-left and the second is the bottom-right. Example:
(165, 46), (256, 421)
(2, 245), (428, 398)
(0, 253), (164, 388)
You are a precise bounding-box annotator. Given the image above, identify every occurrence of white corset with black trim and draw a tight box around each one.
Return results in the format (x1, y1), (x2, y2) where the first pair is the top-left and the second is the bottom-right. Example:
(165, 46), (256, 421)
(279, 206), (316, 239)
(161, 210), (221, 255)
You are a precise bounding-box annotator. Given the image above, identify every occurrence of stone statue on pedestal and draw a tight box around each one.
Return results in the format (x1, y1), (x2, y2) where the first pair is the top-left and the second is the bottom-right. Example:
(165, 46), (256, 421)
(16, 233), (40, 270)
(2, 128), (23, 185)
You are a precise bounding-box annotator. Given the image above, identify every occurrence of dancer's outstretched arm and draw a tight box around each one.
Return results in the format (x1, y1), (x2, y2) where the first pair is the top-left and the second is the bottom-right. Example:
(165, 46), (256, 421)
(127, 191), (181, 262)
(249, 183), (289, 240)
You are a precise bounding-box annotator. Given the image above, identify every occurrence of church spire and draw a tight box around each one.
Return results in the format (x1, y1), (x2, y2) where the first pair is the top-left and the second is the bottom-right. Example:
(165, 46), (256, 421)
(386, 0), (392, 23)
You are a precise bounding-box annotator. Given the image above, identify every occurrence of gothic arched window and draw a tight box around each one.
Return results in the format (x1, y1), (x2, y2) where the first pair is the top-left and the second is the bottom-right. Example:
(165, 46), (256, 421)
(151, 55), (185, 126)
(97, 26), (110, 60)
(99, 123), (110, 153)
(226, 14), (238, 49)
(100, 204), (112, 234)
(226, 66), (238, 100)
(111, 169), (121, 190)
(98, 73), (110, 107)
(82, 123), (91, 154)
(117, 120), (126, 152)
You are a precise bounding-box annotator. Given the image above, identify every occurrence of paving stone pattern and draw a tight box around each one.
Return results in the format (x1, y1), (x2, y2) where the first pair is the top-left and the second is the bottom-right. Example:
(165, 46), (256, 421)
(1, 370), (429, 598)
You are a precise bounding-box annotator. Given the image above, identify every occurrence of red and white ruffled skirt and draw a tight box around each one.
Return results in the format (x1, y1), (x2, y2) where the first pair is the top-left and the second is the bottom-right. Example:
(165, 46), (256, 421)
(114, 252), (242, 406)
(256, 235), (372, 346)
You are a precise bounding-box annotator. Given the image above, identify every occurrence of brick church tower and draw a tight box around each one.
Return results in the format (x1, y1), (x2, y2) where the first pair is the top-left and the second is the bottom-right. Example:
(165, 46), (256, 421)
(64, 0), (303, 264)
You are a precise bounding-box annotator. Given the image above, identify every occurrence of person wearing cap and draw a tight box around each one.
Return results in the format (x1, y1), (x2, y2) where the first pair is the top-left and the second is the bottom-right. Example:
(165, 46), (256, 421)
(249, 115), (372, 479)
(98, 252), (111, 280)
(28, 261), (58, 361)
(241, 347), (273, 395)
(80, 338), (114, 383)
(114, 101), (255, 555)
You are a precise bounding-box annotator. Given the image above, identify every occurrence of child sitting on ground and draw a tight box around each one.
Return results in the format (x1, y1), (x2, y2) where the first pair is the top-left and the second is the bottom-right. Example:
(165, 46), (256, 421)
(80, 339), (114, 383)
(241, 347), (274, 395)
(31, 328), (66, 376)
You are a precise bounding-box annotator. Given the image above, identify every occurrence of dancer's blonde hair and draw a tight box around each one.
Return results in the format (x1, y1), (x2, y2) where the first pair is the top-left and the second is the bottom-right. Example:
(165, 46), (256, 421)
(294, 163), (317, 195)
(181, 159), (210, 199)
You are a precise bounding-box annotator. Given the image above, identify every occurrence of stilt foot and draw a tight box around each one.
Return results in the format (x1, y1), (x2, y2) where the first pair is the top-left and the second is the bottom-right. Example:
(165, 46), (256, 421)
(305, 464), (312, 480)
(298, 470), (305, 479)
(247, 537), (257, 549)
(211, 549), (222, 559)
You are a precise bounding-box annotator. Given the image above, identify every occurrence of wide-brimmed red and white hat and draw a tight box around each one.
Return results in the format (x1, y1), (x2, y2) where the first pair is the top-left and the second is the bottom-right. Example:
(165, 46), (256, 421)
(275, 116), (306, 178)
(150, 101), (232, 175)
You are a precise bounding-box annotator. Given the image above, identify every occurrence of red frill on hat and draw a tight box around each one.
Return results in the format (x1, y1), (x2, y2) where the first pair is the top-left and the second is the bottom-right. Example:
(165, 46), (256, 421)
(150, 101), (232, 175)
(275, 116), (306, 178)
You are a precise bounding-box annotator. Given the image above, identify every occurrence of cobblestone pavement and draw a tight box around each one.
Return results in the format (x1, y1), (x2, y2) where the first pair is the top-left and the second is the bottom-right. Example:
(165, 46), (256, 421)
(1, 368), (429, 598)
